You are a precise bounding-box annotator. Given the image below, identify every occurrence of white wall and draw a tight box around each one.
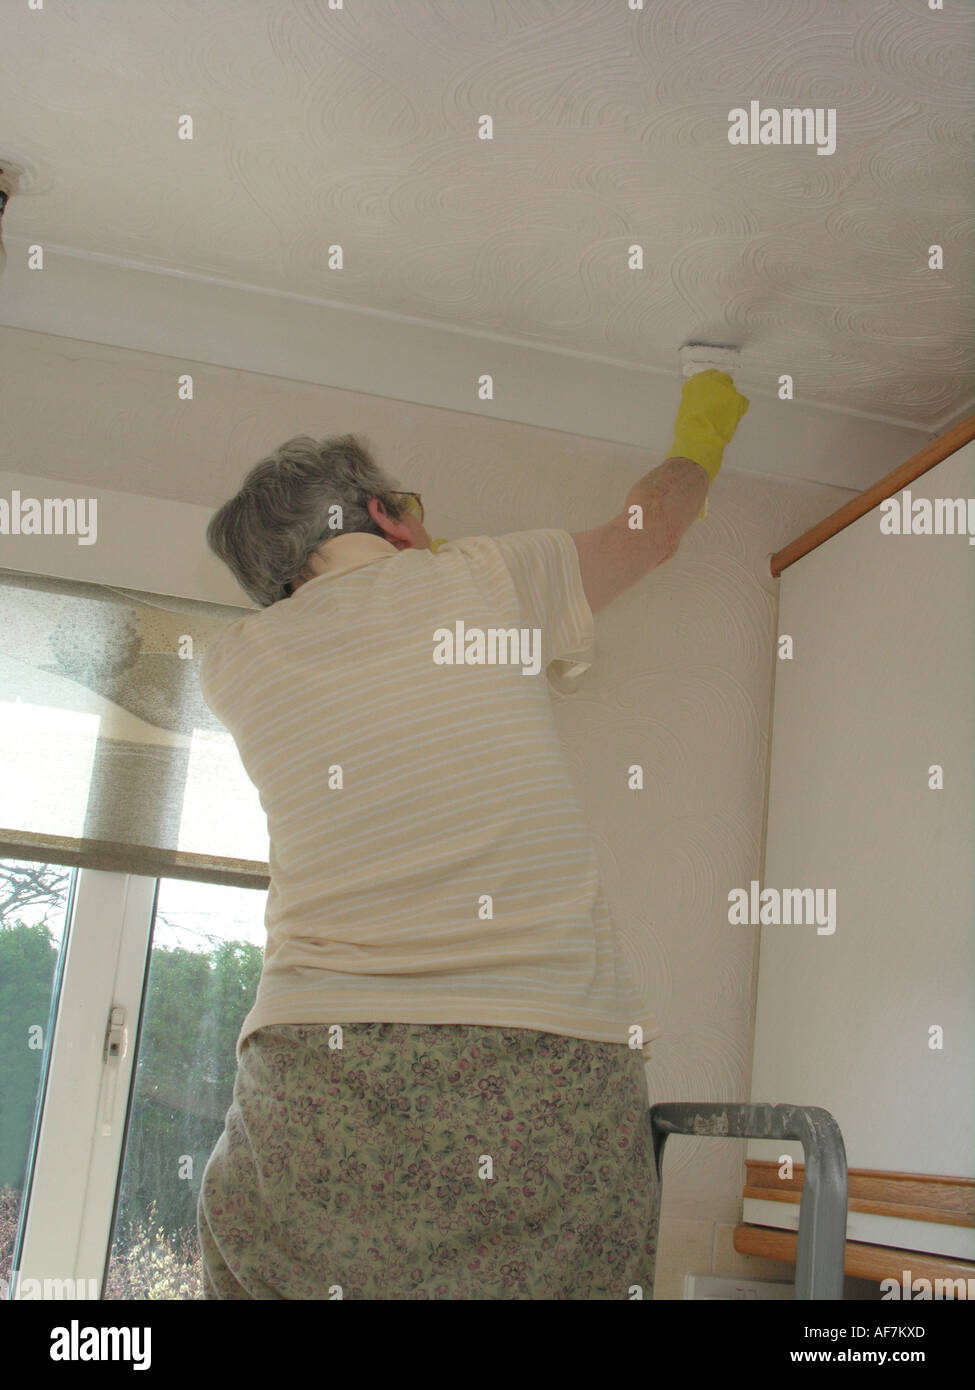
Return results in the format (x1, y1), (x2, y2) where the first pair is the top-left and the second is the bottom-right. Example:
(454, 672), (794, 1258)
(746, 442), (975, 1259)
(0, 325), (863, 1292)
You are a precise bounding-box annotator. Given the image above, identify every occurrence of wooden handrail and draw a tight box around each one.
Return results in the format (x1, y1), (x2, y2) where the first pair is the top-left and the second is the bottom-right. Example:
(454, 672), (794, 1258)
(744, 1158), (975, 1227)
(733, 1224), (975, 1286)
(770, 413), (975, 577)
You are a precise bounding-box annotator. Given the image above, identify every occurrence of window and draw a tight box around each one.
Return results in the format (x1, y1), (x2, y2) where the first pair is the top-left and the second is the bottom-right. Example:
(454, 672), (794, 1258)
(0, 859), (76, 1299)
(0, 565), (269, 1299)
(103, 878), (266, 1300)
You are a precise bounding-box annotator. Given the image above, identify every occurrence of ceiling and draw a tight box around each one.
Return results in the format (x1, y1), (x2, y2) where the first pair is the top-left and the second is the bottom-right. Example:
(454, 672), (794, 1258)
(2, 0), (973, 431)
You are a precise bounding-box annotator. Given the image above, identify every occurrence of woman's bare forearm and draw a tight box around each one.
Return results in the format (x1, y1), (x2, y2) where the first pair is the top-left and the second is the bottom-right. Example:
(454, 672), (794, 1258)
(623, 456), (709, 553)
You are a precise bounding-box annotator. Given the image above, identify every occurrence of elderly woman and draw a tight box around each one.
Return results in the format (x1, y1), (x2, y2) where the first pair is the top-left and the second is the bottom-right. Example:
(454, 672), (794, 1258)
(196, 371), (748, 1300)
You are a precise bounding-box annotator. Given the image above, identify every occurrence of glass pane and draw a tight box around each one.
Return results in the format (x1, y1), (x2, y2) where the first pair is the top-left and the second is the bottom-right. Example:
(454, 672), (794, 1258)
(0, 858), (76, 1300)
(103, 877), (266, 1300)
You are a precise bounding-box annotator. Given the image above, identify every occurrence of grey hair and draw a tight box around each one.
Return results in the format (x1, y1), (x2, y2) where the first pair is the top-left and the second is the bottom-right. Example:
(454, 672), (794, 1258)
(206, 433), (407, 607)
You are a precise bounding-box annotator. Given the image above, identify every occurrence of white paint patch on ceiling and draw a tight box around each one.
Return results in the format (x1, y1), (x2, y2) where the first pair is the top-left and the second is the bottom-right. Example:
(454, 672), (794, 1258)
(1, 0), (973, 430)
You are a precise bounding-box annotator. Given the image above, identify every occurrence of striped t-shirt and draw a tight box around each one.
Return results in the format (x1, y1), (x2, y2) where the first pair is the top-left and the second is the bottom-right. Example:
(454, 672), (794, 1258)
(200, 527), (658, 1063)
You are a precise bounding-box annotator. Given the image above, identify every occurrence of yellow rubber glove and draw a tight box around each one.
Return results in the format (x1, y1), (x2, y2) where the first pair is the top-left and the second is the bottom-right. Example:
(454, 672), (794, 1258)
(429, 538), (449, 553)
(668, 369), (749, 520)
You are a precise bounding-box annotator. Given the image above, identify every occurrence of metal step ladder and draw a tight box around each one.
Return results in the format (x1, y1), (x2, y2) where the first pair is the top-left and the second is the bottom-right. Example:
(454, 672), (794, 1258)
(649, 1103), (848, 1299)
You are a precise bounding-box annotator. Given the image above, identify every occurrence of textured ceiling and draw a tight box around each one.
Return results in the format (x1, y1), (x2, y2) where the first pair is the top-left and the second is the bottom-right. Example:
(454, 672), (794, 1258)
(2, 0), (973, 429)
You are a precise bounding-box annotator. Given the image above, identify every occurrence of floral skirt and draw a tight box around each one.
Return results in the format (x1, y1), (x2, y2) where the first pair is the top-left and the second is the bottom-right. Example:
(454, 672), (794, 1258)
(197, 1022), (659, 1300)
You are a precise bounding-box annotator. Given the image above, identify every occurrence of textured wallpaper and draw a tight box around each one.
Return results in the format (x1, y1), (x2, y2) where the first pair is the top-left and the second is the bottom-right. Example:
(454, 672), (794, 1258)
(1, 325), (860, 1223)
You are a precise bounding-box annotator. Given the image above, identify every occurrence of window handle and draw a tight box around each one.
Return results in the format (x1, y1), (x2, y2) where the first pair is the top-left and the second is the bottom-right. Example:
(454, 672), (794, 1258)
(100, 1006), (128, 1136)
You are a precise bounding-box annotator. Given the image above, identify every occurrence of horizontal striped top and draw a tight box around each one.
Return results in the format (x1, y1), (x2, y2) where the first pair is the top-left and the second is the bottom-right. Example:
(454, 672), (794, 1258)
(200, 528), (657, 1063)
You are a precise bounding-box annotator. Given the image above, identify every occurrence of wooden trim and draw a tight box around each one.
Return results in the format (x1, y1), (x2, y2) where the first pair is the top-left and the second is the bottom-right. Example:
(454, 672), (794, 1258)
(0, 828), (269, 891)
(744, 1159), (975, 1228)
(733, 1223), (975, 1289)
(769, 413), (975, 577)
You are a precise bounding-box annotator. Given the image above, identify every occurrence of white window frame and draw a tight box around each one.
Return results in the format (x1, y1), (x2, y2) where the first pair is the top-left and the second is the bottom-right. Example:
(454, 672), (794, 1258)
(12, 869), (157, 1298)
(5, 478), (251, 1299)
